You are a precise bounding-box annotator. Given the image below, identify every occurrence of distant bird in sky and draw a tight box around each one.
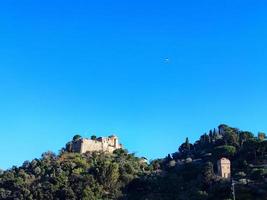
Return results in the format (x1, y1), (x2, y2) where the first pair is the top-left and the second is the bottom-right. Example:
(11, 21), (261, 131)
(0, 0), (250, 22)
(164, 58), (170, 63)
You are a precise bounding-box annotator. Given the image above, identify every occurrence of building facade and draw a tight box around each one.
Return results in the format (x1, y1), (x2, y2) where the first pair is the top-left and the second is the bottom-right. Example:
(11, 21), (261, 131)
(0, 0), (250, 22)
(68, 135), (122, 154)
(217, 157), (231, 179)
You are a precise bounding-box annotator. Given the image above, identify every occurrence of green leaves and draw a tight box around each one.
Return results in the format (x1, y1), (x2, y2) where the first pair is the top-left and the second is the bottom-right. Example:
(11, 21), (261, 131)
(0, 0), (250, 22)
(213, 145), (236, 159)
(72, 135), (82, 141)
(0, 124), (266, 199)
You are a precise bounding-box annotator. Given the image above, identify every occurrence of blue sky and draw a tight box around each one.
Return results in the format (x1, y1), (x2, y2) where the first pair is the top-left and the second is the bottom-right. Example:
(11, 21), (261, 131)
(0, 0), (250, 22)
(0, 1), (267, 169)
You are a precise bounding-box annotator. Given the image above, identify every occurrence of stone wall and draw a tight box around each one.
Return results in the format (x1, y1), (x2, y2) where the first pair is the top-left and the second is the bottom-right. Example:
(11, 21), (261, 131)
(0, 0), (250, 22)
(70, 135), (122, 154)
(81, 139), (103, 153)
(217, 157), (231, 179)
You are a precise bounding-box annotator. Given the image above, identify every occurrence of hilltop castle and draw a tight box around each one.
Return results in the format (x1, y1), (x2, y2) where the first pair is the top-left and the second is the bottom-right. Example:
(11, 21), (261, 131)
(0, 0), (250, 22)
(66, 135), (122, 154)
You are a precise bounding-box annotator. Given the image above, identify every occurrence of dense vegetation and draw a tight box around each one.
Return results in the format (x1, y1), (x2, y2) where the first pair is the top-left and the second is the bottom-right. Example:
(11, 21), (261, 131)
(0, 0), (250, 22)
(0, 124), (266, 200)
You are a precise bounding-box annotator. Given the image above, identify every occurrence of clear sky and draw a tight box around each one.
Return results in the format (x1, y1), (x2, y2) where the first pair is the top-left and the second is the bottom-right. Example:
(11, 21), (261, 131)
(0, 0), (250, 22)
(0, 0), (267, 169)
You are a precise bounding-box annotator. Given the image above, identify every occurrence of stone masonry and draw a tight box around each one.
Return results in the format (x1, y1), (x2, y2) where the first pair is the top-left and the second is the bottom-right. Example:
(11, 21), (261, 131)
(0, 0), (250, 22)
(69, 135), (122, 154)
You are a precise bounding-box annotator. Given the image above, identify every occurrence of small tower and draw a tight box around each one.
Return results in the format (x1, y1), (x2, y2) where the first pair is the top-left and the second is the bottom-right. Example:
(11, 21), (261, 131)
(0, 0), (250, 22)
(217, 157), (231, 179)
(108, 135), (120, 148)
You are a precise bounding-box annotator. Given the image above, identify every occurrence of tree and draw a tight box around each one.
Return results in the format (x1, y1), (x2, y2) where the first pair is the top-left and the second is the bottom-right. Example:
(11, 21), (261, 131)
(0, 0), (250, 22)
(258, 140), (267, 159)
(41, 151), (57, 160)
(223, 130), (239, 146)
(200, 133), (211, 145)
(250, 168), (265, 182)
(91, 135), (97, 140)
(179, 137), (193, 156)
(185, 137), (190, 150)
(209, 130), (213, 140)
(243, 139), (259, 161)
(82, 186), (100, 200)
(239, 131), (254, 147)
(201, 162), (215, 189)
(213, 145), (236, 159)
(1, 124), (267, 200)
(218, 124), (228, 134)
(258, 132), (266, 141)
(73, 134), (82, 141)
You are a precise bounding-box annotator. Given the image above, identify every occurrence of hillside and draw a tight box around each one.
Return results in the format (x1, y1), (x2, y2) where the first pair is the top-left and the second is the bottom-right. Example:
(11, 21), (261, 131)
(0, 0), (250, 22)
(0, 124), (266, 200)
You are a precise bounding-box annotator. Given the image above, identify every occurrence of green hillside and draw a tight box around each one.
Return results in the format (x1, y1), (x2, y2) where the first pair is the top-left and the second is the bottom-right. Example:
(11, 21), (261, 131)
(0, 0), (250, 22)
(0, 124), (266, 200)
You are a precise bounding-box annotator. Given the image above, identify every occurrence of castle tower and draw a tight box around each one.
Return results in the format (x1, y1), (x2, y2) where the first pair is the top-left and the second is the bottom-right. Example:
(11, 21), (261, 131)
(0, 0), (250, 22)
(217, 157), (231, 179)
(108, 135), (120, 148)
